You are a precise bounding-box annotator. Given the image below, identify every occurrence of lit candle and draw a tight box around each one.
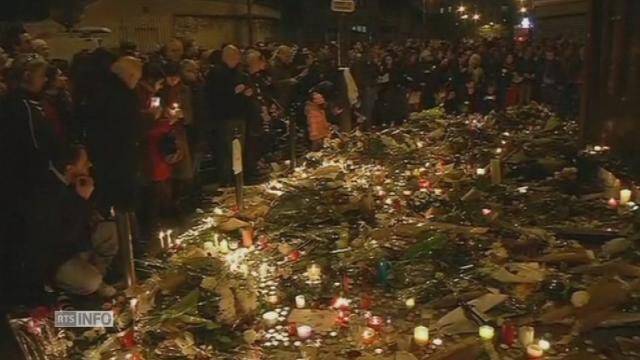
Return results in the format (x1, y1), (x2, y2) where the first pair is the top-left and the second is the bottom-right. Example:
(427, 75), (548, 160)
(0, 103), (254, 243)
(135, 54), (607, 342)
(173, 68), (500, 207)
(538, 339), (551, 351)
(413, 326), (430, 346)
(405, 298), (416, 309)
(432, 338), (443, 346)
(307, 263), (322, 284)
(478, 325), (495, 340)
(608, 198), (619, 209)
(295, 295), (306, 309)
(476, 168), (487, 176)
(130, 298), (138, 327)
(158, 231), (167, 249)
(518, 326), (535, 346)
(166, 230), (173, 246)
(242, 228), (254, 247)
(262, 311), (279, 327)
(362, 327), (376, 344)
(620, 189), (632, 205)
(296, 325), (313, 339)
(526, 344), (544, 359)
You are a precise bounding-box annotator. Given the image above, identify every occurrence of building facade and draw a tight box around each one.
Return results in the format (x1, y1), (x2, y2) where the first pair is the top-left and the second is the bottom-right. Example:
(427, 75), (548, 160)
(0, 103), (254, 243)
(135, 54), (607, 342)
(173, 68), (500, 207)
(25, 0), (281, 59)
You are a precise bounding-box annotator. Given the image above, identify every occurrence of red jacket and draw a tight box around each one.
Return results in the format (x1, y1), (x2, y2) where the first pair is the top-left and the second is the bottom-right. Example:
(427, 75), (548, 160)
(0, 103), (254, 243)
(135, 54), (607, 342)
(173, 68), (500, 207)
(146, 120), (174, 182)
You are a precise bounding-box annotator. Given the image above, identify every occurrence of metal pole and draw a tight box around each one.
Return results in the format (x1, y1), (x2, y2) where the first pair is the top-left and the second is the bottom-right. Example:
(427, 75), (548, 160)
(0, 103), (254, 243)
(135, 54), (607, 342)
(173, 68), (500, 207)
(116, 211), (136, 288)
(337, 14), (344, 67)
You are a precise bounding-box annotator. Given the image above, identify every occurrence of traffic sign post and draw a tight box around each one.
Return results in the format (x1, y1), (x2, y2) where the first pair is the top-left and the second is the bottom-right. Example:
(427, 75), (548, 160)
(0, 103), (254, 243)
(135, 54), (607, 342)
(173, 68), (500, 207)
(331, 0), (355, 67)
(331, 0), (356, 13)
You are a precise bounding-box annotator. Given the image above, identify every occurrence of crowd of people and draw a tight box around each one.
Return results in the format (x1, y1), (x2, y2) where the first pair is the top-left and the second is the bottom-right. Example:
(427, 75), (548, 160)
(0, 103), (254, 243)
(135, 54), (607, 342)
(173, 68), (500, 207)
(0, 25), (584, 307)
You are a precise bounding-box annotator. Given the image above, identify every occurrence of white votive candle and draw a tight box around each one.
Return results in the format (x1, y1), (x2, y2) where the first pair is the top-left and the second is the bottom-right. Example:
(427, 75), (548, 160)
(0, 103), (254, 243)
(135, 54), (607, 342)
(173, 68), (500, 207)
(620, 189), (632, 205)
(478, 325), (495, 340)
(295, 295), (306, 309)
(518, 326), (535, 346)
(405, 298), (416, 309)
(413, 326), (430, 346)
(297, 325), (312, 339)
(262, 311), (278, 327)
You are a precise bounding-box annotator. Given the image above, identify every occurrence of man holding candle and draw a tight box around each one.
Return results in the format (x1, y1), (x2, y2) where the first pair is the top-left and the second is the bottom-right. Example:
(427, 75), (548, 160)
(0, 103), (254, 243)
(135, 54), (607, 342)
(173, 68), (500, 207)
(26, 145), (119, 298)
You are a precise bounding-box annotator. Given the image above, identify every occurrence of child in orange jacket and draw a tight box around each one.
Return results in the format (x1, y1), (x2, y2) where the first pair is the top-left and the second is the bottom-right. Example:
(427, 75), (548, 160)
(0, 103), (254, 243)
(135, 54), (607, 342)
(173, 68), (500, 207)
(305, 91), (331, 151)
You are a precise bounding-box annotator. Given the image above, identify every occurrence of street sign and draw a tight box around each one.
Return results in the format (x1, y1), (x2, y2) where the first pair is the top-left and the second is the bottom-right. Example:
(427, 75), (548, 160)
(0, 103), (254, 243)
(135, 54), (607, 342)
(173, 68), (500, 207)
(331, 0), (356, 13)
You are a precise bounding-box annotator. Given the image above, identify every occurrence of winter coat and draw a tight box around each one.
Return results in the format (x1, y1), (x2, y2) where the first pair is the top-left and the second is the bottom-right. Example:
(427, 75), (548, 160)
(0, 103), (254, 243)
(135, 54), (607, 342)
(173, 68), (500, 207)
(204, 65), (251, 126)
(27, 169), (92, 283)
(41, 91), (72, 144)
(86, 72), (145, 211)
(159, 84), (194, 180)
(305, 101), (331, 142)
(146, 120), (176, 182)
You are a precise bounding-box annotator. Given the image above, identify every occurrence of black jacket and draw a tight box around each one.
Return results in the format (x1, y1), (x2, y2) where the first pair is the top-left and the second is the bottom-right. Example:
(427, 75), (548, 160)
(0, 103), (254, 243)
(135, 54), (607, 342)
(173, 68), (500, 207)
(204, 65), (251, 125)
(86, 72), (144, 211)
(27, 169), (92, 284)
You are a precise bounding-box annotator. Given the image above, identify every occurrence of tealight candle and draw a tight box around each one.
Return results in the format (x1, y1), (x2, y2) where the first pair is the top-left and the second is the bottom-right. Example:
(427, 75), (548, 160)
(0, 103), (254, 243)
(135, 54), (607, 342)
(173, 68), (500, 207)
(413, 326), (430, 346)
(432, 338), (443, 346)
(526, 344), (544, 359)
(262, 311), (279, 327)
(620, 189), (632, 205)
(405, 298), (416, 309)
(479, 325), (495, 340)
(362, 327), (376, 344)
(297, 325), (313, 339)
(518, 326), (535, 346)
(538, 339), (550, 351)
(476, 168), (487, 176)
(295, 295), (306, 309)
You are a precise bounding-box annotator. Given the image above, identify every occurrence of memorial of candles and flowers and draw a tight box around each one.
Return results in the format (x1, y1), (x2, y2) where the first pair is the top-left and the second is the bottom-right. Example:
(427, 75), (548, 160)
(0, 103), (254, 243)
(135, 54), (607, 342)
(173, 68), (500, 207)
(10, 105), (640, 360)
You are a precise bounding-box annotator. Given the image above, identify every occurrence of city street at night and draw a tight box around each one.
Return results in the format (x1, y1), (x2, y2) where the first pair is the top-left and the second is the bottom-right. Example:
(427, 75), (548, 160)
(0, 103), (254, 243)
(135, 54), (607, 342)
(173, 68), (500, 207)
(1, 1), (640, 359)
